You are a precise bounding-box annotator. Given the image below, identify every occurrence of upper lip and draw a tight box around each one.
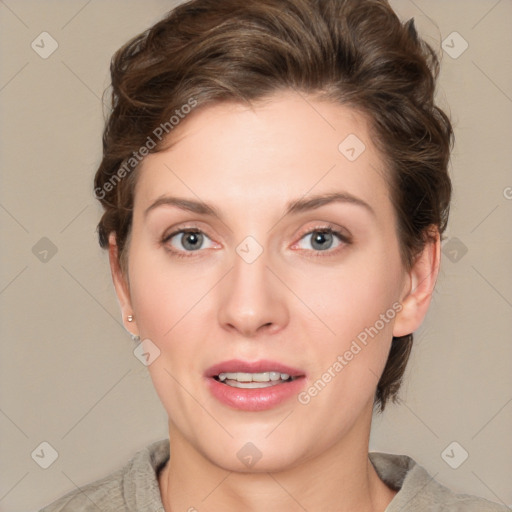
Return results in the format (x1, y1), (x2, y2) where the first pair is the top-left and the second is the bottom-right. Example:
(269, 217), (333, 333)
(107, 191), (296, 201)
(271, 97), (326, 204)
(205, 359), (305, 378)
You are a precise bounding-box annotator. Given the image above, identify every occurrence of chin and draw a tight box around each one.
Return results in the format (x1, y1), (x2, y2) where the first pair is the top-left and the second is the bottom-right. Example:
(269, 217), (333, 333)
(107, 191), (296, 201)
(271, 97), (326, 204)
(209, 445), (305, 474)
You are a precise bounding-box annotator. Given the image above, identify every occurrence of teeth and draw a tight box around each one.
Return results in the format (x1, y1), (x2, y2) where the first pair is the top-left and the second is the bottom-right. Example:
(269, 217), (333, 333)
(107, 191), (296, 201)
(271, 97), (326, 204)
(226, 381), (276, 389)
(253, 372), (270, 382)
(217, 371), (293, 383)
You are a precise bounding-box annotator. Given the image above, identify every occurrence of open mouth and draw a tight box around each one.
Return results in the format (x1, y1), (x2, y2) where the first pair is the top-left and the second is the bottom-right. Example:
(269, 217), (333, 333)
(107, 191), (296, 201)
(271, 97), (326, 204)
(206, 360), (306, 410)
(213, 371), (299, 389)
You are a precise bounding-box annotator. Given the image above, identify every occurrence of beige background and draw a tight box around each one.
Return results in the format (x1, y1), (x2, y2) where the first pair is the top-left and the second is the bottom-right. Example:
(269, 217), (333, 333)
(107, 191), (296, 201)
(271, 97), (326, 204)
(0, 1), (511, 510)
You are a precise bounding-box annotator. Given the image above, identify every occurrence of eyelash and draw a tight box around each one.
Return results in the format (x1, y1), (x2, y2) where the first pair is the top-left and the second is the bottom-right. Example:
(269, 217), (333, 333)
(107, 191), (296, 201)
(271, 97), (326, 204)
(294, 224), (352, 257)
(161, 228), (215, 260)
(161, 223), (352, 259)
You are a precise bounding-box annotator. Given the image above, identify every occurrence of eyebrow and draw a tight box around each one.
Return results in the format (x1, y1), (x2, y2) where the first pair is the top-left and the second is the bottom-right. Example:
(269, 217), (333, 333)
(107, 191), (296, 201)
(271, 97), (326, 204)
(144, 191), (375, 220)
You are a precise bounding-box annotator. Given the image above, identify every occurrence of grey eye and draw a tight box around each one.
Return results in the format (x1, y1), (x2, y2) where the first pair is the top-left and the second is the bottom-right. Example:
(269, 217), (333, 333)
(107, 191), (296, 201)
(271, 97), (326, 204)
(167, 230), (213, 252)
(297, 230), (343, 252)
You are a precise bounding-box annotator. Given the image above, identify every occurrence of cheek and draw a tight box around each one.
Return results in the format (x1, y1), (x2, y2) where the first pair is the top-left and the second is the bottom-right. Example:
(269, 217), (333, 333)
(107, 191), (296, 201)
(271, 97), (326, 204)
(128, 242), (215, 339)
(293, 293), (398, 428)
(293, 250), (402, 342)
(127, 248), (214, 417)
(290, 248), (402, 400)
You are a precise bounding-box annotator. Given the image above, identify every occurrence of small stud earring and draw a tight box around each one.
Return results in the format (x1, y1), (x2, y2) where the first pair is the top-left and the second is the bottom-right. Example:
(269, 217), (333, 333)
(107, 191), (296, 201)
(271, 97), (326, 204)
(127, 315), (134, 322)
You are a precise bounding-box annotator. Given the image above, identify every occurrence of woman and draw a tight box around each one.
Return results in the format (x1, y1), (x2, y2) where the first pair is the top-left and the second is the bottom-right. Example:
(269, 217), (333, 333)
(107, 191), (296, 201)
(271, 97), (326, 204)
(40, 0), (508, 510)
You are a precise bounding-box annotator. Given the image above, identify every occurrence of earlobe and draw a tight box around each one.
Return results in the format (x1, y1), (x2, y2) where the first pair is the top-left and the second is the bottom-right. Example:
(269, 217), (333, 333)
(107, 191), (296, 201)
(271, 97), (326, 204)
(108, 232), (139, 337)
(393, 228), (441, 337)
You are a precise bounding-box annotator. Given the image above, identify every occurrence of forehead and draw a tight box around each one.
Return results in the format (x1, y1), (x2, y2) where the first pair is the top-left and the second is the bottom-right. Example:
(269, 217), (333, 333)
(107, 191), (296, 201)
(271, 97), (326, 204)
(134, 91), (391, 216)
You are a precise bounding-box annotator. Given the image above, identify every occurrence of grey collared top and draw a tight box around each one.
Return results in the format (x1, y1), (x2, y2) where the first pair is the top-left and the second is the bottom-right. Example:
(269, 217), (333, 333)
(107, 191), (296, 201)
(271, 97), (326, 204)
(39, 439), (509, 511)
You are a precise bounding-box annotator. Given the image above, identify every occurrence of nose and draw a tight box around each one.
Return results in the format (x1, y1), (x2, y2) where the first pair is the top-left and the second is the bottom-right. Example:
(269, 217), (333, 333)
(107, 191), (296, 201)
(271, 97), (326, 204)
(217, 246), (289, 338)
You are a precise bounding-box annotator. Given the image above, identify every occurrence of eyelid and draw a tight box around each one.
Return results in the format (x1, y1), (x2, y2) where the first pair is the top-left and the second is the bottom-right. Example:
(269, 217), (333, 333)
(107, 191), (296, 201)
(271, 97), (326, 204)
(162, 222), (215, 243)
(161, 224), (220, 257)
(293, 222), (352, 245)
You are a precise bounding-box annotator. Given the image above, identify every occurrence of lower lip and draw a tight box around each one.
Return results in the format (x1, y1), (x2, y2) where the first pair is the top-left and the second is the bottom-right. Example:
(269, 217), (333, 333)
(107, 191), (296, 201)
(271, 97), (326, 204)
(206, 376), (306, 411)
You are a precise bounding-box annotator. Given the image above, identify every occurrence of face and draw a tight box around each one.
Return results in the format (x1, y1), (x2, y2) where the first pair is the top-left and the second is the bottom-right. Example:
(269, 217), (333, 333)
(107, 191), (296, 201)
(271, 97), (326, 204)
(114, 90), (416, 472)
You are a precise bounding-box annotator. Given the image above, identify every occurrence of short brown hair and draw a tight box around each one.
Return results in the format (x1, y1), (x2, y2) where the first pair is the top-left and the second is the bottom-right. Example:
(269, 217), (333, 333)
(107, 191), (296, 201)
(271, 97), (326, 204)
(94, 0), (453, 412)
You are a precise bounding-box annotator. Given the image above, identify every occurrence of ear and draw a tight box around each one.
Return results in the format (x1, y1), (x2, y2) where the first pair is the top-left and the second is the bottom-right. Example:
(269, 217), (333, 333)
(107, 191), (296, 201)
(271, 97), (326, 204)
(108, 232), (139, 337)
(393, 227), (441, 337)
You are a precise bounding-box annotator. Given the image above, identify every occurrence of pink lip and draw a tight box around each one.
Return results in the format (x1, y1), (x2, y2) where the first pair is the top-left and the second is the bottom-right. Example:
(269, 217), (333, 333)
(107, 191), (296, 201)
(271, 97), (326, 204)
(204, 359), (306, 412)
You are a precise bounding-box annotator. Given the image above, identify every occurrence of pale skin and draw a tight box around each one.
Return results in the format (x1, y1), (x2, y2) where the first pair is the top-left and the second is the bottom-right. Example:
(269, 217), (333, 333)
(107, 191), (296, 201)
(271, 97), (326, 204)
(108, 90), (440, 512)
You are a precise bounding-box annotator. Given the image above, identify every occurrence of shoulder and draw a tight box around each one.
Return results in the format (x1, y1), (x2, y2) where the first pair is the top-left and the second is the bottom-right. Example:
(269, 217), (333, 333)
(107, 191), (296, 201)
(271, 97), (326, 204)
(39, 439), (170, 512)
(38, 466), (127, 512)
(369, 451), (510, 512)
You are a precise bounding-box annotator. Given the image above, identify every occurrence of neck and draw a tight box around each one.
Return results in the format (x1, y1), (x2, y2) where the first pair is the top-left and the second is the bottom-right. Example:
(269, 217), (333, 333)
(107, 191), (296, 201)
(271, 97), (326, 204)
(158, 404), (396, 512)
